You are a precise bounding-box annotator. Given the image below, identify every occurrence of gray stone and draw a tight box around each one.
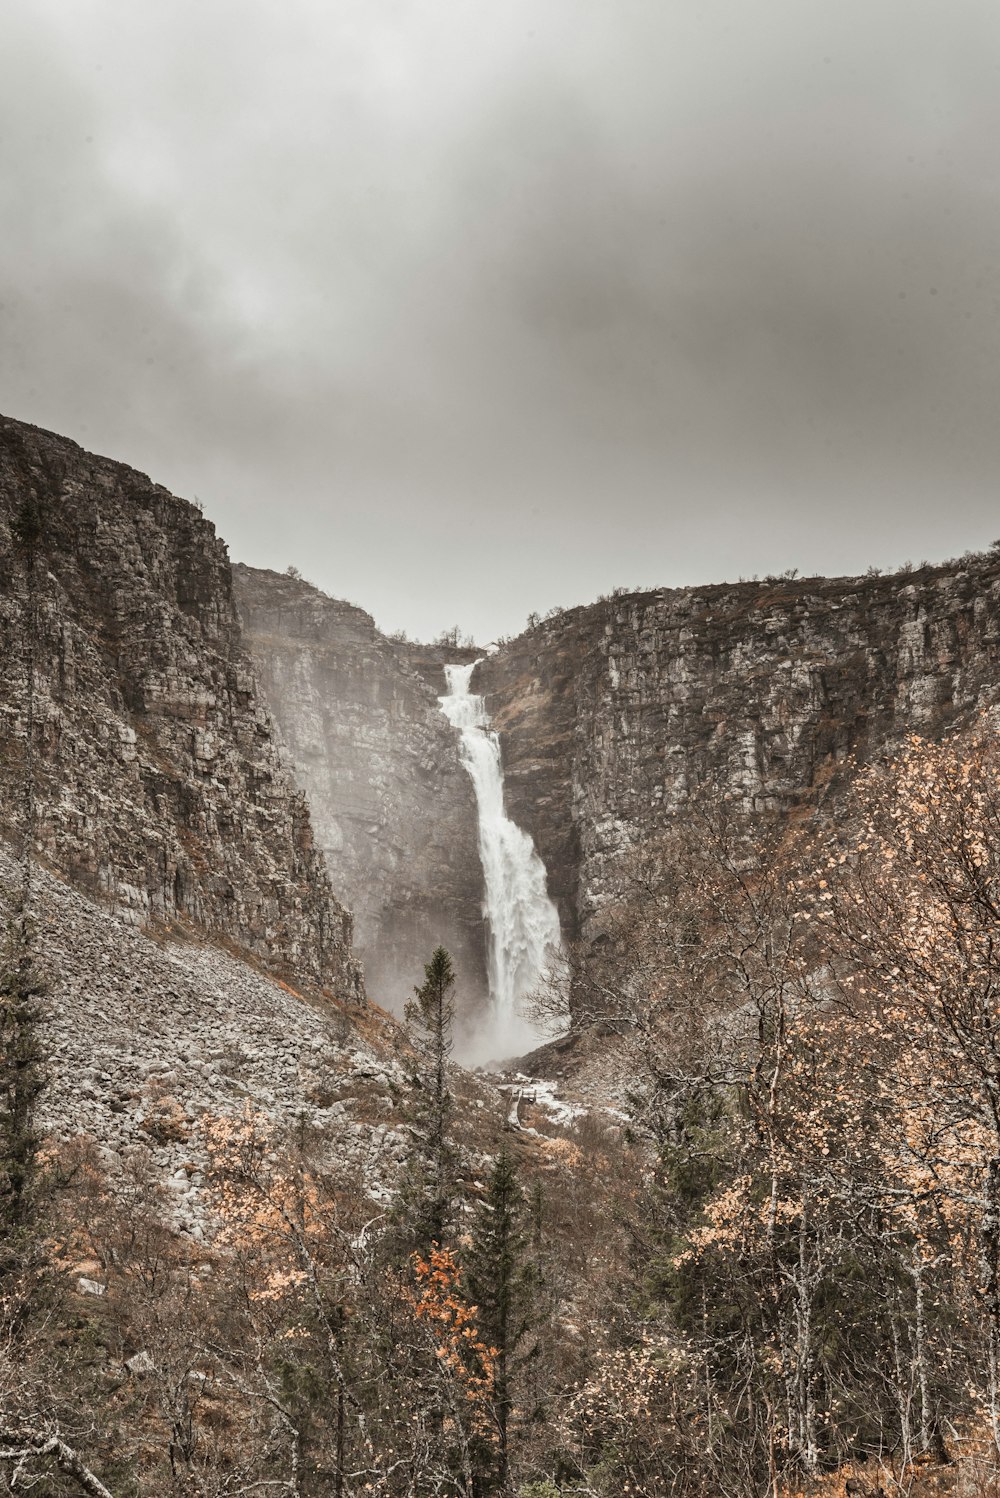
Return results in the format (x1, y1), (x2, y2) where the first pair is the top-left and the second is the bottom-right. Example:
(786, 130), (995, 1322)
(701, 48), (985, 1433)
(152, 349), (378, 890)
(0, 415), (363, 1003)
(233, 564), (487, 1015)
(476, 563), (1000, 959)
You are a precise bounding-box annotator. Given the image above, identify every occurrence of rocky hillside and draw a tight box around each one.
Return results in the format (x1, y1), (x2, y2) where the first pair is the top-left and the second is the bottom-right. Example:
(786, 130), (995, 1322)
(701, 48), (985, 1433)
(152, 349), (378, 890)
(0, 415), (362, 999)
(233, 564), (487, 1014)
(0, 842), (400, 1243)
(477, 559), (1000, 942)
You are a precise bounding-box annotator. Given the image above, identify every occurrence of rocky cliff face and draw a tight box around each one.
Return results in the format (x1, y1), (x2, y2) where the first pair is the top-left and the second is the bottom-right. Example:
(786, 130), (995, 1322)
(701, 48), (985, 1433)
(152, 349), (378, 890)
(232, 566), (487, 1013)
(233, 554), (1000, 1005)
(477, 560), (1000, 941)
(21, 416), (997, 1024)
(0, 415), (362, 999)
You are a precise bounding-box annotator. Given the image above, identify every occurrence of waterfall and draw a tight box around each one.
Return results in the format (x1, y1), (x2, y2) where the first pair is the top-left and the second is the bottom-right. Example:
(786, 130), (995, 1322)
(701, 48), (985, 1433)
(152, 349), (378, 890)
(439, 661), (562, 1059)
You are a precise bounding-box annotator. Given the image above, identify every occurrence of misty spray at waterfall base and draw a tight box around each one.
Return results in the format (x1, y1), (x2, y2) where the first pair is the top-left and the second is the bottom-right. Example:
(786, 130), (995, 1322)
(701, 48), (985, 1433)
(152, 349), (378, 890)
(439, 662), (564, 1066)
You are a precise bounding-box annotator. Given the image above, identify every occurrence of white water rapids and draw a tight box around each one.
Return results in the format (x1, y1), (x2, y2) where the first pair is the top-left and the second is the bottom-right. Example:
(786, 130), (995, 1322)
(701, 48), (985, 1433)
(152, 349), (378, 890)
(439, 661), (563, 1061)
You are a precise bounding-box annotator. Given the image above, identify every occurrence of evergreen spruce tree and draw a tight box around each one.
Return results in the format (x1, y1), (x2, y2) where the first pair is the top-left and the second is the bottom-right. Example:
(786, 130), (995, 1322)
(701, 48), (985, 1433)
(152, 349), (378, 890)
(0, 492), (47, 1270)
(466, 1145), (535, 1491)
(0, 924), (45, 1262)
(402, 946), (459, 1252)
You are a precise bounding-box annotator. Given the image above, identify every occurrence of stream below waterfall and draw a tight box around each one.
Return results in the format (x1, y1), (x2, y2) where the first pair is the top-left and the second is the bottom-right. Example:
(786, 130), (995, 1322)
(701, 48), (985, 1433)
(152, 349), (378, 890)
(439, 661), (563, 1061)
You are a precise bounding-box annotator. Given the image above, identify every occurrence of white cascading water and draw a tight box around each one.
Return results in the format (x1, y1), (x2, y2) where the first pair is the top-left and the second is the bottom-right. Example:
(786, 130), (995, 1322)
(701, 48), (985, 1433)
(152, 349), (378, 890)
(439, 661), (562, 1061)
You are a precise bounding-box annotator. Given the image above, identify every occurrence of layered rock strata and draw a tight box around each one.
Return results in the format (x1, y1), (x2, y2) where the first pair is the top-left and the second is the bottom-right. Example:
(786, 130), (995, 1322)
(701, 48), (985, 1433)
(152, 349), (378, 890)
(232, 566), (487, 1013)
(0, 415), (362, 998)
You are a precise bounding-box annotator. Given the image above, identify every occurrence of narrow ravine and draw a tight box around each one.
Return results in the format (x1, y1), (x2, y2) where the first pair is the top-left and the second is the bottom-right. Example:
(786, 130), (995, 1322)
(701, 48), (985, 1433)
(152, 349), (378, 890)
(439, 661), (562, 1060)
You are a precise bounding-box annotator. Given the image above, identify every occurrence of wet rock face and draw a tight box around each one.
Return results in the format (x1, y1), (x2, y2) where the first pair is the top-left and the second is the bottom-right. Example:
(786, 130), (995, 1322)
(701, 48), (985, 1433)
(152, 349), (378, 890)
(478, 562), (1000, 939)
(232, 566), (488, 1014)
(0, 415), (362, 1000)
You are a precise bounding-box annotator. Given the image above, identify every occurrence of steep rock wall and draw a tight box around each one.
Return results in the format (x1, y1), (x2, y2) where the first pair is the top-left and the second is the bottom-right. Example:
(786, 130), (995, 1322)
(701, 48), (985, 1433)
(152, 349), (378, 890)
(477, 560), (1000, 939)
(0, 415), (362, 999)
(232, 566), (487, 1013)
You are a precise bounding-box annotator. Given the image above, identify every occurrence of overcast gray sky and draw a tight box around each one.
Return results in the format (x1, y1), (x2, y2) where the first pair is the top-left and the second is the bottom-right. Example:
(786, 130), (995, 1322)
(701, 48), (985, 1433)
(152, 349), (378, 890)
(2, 1), (999, 641)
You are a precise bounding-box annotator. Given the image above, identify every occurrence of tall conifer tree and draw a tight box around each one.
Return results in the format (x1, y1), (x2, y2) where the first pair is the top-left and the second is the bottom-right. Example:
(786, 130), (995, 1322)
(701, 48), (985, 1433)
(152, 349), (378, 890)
(466, 1145), (534, 1490)
(0, 493), (47, 1265)
(402, 946), (459, 1252)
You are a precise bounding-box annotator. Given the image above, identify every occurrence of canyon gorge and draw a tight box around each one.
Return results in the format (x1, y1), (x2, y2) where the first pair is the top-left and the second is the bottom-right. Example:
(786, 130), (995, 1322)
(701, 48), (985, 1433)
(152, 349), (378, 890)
(5, 414), (1000, 1494)
(236, 514), (1000, 1021)
(4, 412), (1000, 1041)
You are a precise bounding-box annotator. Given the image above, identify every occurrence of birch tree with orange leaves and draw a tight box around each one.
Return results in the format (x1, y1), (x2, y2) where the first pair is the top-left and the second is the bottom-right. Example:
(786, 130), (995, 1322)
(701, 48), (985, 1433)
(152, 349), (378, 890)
(817, 727), (1000, 1458)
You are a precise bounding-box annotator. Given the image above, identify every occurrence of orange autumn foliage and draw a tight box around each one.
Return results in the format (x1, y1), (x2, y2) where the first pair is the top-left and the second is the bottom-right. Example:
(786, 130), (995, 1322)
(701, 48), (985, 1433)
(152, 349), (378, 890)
(406, 1247), (497, 1424)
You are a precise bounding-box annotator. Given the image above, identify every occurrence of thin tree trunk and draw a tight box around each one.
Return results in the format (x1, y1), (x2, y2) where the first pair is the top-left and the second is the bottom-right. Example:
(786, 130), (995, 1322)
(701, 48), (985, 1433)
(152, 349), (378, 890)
(889, 1291), (912, 1471)
(335, 1385), (345, 1498)
(912, 1248), (932, 1457)
(983, 1155), (1000, 1456)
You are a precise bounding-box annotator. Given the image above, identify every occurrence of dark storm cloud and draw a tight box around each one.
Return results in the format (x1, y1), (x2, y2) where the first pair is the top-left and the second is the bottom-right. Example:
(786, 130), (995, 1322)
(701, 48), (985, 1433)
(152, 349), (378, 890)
(2, 1), (1000, 639)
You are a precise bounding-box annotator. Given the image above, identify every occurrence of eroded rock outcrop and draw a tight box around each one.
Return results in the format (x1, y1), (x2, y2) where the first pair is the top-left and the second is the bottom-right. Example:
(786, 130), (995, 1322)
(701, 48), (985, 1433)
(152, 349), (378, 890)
(232, 565), (487, 1013)
(0, 415), (362, 999)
